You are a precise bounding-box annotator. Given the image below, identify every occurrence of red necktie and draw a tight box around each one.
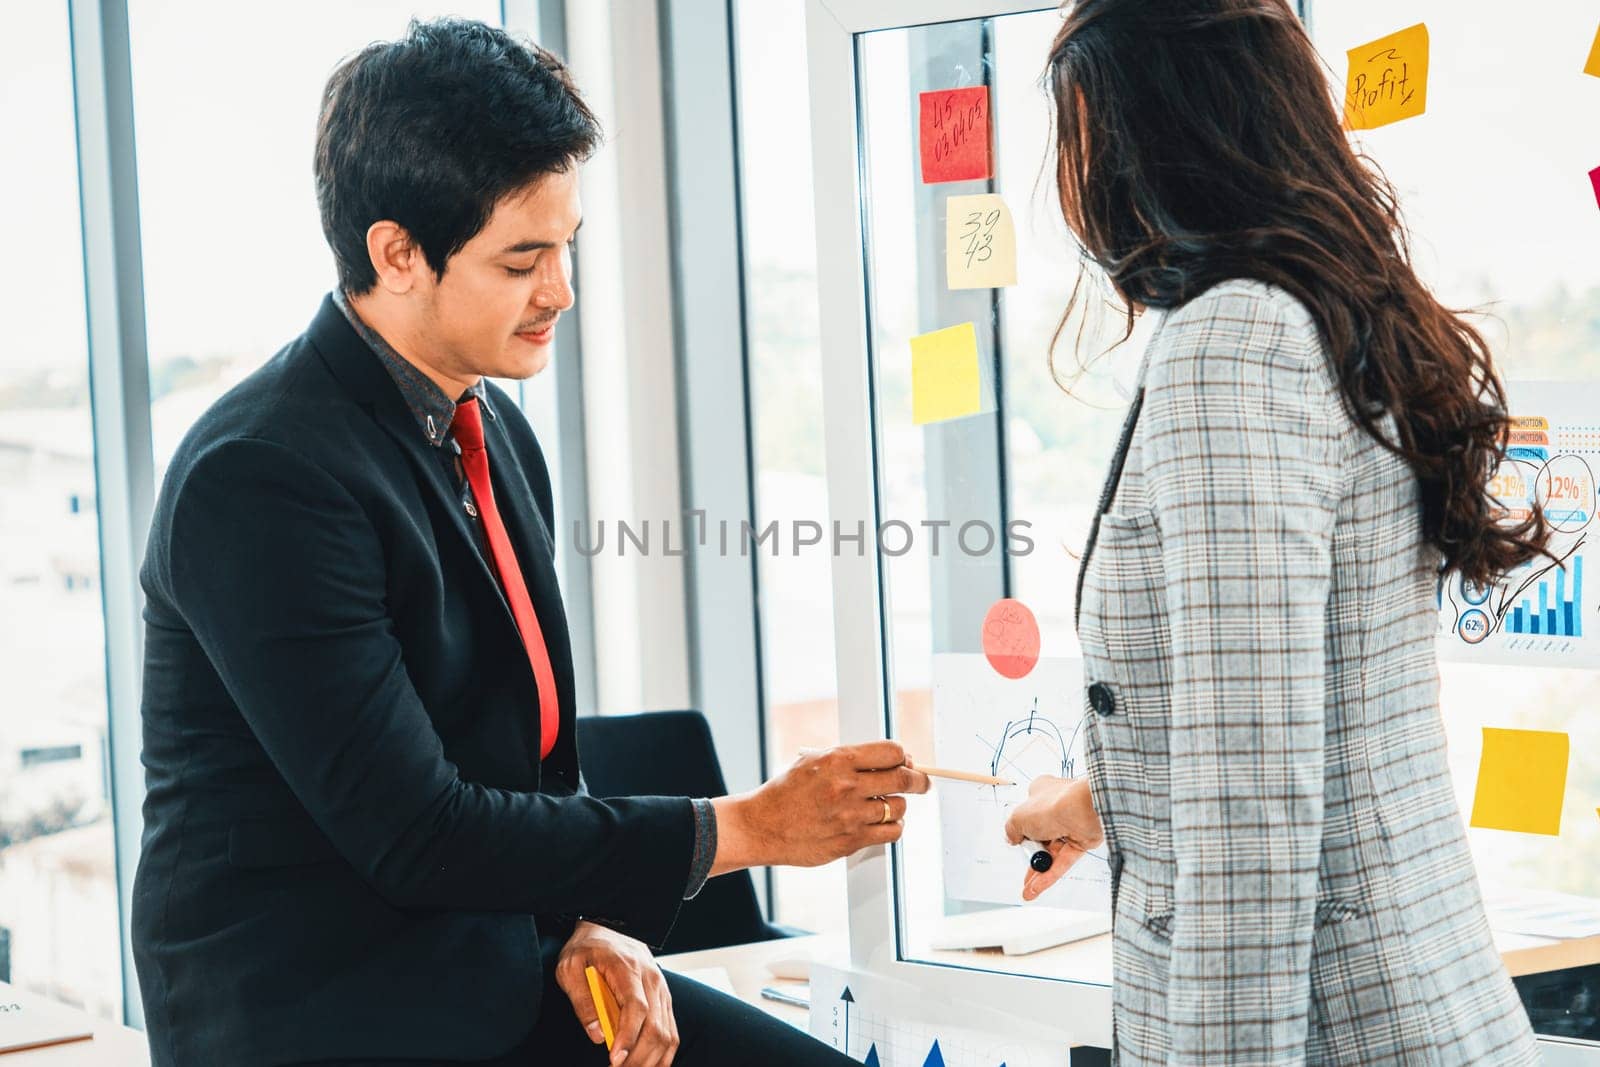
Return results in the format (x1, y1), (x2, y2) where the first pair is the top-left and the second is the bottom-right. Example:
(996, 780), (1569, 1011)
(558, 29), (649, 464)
(452, 397), (559, 759)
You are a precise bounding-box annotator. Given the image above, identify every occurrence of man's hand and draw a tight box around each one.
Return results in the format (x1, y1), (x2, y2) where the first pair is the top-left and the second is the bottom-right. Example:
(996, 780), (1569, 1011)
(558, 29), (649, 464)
(1003, 775), (1104, 901)
(554, 921), (676, 1067)
(709, 741), (931, 876)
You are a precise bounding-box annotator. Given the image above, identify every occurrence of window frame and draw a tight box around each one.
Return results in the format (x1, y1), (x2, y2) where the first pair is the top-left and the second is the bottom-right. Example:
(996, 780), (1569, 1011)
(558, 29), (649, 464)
(67, 0), (156, 1027)
(657, 0), (772, 911)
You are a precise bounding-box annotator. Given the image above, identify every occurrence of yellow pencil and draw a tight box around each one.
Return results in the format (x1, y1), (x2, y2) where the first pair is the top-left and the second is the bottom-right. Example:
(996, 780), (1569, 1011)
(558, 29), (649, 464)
(585, 965), (620, 1051)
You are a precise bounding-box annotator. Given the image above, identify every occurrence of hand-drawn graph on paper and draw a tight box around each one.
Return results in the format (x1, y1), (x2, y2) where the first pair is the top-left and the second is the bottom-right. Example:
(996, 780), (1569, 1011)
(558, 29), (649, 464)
(931, 655), (1110, 911)
(1439, 381), (1600, 668)
(808, 964), (1066, 1067)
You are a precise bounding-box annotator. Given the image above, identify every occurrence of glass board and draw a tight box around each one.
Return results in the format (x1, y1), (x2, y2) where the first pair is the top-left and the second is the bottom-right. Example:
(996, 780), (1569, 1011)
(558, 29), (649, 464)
(842, 1), (1600, 1045)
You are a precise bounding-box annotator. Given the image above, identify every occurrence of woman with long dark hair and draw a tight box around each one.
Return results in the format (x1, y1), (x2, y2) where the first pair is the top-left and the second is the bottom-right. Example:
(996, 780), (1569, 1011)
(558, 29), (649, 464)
(1003, 1), (1548, 1062)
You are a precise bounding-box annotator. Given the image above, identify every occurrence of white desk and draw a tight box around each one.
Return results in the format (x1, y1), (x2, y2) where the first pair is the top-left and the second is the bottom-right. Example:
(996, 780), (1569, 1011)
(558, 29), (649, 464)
(660, 934), (845, 1029)
(0, 982), (148, 1065)
(0, 926), (1588, 1063)
(659, 925), (1600, 1034)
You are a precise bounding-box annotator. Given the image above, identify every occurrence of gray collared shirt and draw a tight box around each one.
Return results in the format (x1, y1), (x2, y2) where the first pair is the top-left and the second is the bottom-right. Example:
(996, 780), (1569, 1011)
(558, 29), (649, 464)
(334, 287), (487, 446)
(334, 291), (716, 901)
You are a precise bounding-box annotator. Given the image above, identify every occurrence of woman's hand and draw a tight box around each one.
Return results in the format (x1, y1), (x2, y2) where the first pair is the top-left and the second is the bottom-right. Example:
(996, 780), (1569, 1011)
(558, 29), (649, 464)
(1003, 775), (1105, 901)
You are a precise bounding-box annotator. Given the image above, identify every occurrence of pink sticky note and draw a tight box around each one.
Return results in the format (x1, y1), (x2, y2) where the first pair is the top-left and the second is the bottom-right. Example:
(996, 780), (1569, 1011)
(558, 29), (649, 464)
(1591, 165), (1600, 211)
(919, 86), (991, 184)
(981, 598), (1040, 680)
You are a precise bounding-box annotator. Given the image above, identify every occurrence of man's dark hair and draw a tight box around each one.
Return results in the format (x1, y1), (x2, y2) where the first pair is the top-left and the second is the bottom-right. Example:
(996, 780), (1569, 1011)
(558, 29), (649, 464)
(315, 18), (600, 294)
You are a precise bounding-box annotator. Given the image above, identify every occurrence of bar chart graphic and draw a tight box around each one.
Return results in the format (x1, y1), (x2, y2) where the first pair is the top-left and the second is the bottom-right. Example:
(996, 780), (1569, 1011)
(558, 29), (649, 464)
(1505, 556), (1582, 638)
(1437, 380), (1600, 669)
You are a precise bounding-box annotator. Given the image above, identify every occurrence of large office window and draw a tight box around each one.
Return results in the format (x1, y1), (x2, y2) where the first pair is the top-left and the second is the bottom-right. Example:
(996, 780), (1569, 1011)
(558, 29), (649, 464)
(730, 1), (1122, 938)
(125, 1), (502, 479)
(731, 0), (1600, 949)
(1305, 0), (1600, 913)
(731, 0), (847, 934)
(730, 2), (1122, 937)
(0, 3), (122, 1022)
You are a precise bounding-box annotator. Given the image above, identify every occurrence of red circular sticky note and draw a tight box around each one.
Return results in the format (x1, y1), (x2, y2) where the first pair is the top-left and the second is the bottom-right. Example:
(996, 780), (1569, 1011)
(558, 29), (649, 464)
(982, 598), (1040, 679)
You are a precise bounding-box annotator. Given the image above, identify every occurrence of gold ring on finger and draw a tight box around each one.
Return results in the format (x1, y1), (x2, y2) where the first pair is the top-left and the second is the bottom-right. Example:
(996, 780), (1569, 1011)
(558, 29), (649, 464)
(878, 798), (893, 825)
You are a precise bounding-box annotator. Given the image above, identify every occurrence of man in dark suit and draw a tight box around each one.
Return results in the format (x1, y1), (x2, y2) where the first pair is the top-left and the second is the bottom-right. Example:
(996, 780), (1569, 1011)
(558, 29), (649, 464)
(131, 19), (925, 1067)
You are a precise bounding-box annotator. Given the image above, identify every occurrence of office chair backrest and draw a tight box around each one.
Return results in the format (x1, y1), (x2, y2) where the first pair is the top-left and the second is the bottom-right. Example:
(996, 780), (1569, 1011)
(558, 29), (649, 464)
(574, 710), (793, 954)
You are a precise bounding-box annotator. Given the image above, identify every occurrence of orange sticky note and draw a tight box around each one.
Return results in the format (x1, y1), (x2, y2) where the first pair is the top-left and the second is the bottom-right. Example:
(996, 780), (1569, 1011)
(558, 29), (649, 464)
(919, 86), (991, 184)
(910, 322), (982, 425)
(1585, 22), (1600, 78)
(585, 965), (620, 1050)
(1470, 727), (1569, 836)
(1344, 23), (1429, 130)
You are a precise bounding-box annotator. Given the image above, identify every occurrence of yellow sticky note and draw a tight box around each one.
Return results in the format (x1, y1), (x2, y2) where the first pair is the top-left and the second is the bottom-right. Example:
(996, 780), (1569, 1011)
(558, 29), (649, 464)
(1585, 22), (1600, 78)
(1470, 727), (1569, 836)
(911, 323), (983, 426)
(946, 194), (1017, 290)
(1344, 23), (1429, 130)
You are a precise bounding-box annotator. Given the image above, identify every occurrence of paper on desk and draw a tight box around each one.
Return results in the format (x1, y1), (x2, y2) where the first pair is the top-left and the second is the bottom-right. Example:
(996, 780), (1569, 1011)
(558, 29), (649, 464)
(0, 987), (94, 1054)
(1486, 890), (1600, 940)
(808, 963), (1066, 1066)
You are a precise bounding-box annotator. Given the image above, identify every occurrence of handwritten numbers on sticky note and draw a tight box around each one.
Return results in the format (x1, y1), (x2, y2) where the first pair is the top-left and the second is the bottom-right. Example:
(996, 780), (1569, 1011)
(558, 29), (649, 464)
(911, 322), (983, 426)
(1470, 727), (1569, 836)
(919, 86), (992, 184)
(1344, 23), (1429, 130)
(946, 194), (1017, 290)
(1585, 21), (1600, 78)
(953, 201), (1006, 277)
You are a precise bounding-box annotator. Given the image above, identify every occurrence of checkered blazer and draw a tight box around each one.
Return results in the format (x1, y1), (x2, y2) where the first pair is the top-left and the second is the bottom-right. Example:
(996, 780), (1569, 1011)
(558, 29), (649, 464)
(1076, 280), (1538, 1065)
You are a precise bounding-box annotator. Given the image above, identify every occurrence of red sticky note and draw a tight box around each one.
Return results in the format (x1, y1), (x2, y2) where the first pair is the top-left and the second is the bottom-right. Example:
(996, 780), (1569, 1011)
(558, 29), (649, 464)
(981, 597), (1040, 680)
(919, 86), (991, 184)
(1591, 165), (1600, 211)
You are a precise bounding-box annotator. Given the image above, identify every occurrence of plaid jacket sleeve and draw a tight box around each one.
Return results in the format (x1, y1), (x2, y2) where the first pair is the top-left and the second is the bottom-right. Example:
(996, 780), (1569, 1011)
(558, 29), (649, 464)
(1140, 283), (1348, 1064)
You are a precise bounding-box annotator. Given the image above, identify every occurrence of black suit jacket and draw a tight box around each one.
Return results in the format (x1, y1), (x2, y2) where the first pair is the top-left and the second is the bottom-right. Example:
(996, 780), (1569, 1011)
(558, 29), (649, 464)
(132, 296), (695, 1066)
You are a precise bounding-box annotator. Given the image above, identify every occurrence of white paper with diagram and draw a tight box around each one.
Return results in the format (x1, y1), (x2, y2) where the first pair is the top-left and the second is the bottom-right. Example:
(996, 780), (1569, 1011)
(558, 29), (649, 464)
(930, 654), (1111, 913)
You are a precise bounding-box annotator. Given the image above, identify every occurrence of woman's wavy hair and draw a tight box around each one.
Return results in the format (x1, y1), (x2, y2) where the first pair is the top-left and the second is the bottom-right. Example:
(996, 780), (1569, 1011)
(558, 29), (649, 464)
(1045, 0), (1548, 585)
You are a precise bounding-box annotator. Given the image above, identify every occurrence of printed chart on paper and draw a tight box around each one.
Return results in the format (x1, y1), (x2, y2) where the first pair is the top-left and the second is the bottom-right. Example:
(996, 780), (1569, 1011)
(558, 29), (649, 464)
(1439, 381), (1600, 668)
(809, 963), (1066, 1067)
